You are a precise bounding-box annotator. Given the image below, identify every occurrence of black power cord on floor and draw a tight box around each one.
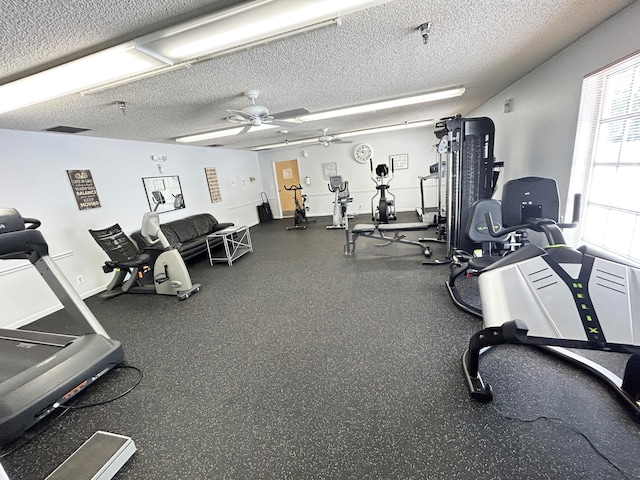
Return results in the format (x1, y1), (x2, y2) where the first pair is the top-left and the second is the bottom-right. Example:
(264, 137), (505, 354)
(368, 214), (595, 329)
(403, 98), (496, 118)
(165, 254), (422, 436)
(0, 363), (143, 460)
(488, 404), (639, 479)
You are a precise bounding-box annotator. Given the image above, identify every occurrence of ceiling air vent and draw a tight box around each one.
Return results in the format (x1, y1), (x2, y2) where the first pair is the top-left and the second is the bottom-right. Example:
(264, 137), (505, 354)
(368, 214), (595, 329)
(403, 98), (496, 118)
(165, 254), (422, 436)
(45, 126), (91, 134)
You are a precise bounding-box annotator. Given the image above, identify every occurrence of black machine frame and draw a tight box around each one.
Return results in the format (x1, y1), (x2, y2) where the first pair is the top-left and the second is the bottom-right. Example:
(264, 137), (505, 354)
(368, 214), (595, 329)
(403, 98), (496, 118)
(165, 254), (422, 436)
(426, 115), (501, 261)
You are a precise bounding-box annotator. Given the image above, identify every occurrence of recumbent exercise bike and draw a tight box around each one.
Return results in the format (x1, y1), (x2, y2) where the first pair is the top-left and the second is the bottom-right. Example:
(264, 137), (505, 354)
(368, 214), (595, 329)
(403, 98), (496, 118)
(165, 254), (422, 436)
(461, 176), (640, 414)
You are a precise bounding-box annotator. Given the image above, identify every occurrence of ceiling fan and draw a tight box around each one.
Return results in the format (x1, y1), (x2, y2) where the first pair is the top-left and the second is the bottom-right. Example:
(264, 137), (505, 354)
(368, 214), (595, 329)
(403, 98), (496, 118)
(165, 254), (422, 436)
(225, 90), (309, 134)
(312, 128), (353, 147)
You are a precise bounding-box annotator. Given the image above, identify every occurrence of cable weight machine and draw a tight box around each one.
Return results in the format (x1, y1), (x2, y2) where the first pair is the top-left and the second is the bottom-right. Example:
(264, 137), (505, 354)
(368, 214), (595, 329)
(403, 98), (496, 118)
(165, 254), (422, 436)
(425, 115), (501, 262)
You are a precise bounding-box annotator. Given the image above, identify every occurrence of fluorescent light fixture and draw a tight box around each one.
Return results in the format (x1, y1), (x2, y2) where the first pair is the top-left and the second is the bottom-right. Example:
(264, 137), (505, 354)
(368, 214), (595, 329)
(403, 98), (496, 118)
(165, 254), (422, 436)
(135, 0), (392, 63)
(175, 124), (278, 144)
(252, 137), (321, 150)
(81, 63), (188, 96)
(0, 43), (168, 114)
(1, 0), (391, 112)
(251, 120), (434, 150)
(297, 87), (465, 122)
(176, 86), (456, 146)
(337, 120), (434, 137)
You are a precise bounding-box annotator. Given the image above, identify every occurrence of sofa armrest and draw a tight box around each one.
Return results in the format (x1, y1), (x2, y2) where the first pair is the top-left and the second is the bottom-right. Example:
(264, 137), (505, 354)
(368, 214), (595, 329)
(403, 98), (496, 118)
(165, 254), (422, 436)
(212, 222), (234, 232)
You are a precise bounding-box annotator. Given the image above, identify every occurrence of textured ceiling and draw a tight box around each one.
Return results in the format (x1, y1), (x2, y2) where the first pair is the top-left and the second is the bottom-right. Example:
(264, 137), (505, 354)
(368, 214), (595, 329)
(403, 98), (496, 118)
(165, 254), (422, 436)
(0, 0), (635, 150)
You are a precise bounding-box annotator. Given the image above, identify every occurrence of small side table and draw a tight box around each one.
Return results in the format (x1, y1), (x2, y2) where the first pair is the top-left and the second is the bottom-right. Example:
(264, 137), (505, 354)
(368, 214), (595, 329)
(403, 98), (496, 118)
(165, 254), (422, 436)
(207, 225), (253, 266)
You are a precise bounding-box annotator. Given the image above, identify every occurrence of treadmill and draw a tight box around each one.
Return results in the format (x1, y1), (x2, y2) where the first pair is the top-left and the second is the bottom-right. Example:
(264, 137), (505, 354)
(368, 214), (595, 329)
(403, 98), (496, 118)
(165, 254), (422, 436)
(0, 208), (124, 446)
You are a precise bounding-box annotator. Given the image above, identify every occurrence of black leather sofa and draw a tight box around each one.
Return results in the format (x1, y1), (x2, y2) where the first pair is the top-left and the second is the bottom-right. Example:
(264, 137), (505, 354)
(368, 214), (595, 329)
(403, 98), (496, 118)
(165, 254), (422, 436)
(130, 213), (234, 262)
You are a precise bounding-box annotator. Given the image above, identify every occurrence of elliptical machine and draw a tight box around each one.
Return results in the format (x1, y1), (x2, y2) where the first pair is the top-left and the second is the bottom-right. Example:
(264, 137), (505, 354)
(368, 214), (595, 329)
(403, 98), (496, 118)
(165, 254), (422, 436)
(370, 159), (396, 223)
(284, 184), (309, 230)
(89, 210), (200, 300)
(326, 175), (352, 230)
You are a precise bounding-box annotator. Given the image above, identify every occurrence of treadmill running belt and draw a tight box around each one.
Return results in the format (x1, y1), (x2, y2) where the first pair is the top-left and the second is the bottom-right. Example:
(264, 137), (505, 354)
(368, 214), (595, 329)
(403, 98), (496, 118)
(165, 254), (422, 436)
(0, 338), (60, 383)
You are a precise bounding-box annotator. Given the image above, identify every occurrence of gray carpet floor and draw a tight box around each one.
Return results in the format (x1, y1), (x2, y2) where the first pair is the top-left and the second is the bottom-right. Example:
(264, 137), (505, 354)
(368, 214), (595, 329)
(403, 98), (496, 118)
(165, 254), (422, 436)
(2, 212), (640, 479)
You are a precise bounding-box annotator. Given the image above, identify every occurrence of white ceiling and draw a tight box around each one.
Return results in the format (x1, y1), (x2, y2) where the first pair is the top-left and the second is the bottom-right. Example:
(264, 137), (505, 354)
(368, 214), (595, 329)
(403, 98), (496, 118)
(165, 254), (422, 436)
(0, 0), (635, 150)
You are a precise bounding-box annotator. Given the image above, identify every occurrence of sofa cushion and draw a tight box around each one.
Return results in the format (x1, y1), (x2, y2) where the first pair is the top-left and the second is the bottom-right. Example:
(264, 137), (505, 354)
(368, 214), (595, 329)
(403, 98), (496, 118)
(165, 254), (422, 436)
(159, 223), (181, 246)
(169, 218), (199, 243)
(190, 213), (218, 237)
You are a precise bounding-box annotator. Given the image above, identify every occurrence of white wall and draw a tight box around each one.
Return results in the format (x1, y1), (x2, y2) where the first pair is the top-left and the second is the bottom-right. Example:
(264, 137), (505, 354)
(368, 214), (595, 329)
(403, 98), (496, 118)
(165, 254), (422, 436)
(468, 1), (640, 212)
(0, 129), (262, 328)
(256, 126), (435, 219)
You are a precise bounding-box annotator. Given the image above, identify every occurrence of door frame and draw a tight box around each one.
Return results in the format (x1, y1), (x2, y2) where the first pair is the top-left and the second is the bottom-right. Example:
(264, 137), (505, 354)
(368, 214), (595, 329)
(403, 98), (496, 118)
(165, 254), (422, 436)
(272, 158), (301, 218)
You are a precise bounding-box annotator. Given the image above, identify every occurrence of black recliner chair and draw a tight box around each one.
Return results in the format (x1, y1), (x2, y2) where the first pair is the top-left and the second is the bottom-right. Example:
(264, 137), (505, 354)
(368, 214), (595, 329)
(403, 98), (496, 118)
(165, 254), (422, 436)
(89, 224), (155, 299)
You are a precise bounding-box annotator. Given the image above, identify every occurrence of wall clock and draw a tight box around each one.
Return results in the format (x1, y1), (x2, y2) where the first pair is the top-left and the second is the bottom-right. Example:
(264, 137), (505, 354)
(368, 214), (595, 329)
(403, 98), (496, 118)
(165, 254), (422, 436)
(353, 144), (373, 164)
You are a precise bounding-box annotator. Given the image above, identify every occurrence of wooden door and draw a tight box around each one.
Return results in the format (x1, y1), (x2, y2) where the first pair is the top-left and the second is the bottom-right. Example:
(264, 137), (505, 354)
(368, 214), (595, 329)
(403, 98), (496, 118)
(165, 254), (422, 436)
(274, 159), (301, 217)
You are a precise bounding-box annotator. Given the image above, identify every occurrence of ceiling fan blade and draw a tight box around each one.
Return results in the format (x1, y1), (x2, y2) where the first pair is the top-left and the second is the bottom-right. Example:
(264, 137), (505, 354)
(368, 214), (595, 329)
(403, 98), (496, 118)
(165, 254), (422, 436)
(238, 124), (253, 135)
(271, 108), (310, 120)
(226, 109), (250, 118)
(334, 139), (353, 144)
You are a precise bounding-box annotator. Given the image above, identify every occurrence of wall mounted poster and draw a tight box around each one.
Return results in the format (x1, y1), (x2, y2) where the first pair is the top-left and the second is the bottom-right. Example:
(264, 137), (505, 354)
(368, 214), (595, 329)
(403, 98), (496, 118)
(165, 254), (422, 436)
(390, 154), (409, 170)
(66, 169), (101, 210)
(204, 167), (222, 202)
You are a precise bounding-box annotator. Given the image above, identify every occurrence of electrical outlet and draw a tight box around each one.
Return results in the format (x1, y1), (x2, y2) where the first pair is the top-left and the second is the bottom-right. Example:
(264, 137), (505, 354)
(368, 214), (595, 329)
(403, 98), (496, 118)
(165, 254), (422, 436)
(76, 275), (84, 285)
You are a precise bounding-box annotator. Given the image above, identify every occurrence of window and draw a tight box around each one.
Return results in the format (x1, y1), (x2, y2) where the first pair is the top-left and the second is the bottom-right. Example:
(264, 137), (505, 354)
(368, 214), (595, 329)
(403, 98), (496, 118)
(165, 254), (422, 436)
(567, 50), (640, 262)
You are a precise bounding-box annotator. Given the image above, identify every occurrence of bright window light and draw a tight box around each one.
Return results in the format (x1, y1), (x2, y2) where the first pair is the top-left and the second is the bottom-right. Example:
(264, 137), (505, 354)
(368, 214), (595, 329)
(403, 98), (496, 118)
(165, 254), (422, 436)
(0, 43), (167, 114)
(297, 87), (465, 122)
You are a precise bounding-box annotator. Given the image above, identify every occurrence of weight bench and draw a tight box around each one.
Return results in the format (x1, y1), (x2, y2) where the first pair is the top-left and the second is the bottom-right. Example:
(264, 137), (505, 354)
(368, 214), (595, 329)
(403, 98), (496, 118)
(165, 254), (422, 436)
(344, 222), (432, 257)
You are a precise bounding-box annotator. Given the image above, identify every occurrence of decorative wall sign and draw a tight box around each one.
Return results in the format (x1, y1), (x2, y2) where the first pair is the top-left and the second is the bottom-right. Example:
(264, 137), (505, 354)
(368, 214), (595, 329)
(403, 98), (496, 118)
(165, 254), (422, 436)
(67, 169), (101, 210)
(204, 167), (222, 203)
(322, 162), (338, 180)
(390, 154), (409, 170)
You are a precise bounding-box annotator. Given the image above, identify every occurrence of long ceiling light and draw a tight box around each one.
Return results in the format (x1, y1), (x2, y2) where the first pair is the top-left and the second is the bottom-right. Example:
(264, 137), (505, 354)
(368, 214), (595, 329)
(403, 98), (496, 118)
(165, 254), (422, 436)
(175, 85), (461, 144)
(0, 43), (168, 114)
(135, 0), (392, 63)
(0, 0), (391, 114)
(297, 87), (465, 122)
(251, 120), (434, 151)
(176, 124), (279, 144)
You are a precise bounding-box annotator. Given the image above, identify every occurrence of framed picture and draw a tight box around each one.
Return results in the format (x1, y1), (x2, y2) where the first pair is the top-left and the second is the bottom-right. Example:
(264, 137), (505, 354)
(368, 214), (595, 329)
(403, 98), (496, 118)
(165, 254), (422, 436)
(390, 154), (408, 170)
(322, 162), (338, 180)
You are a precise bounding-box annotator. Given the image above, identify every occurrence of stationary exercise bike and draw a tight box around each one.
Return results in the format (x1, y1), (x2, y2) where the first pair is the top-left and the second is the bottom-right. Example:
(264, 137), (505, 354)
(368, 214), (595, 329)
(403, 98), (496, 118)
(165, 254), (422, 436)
(326, 175), (352, 230)
(461, 176), (640, 414)
(285, 184), (309, 230)
(370, 159), (396, 223)
(89, 210), (200, 300)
